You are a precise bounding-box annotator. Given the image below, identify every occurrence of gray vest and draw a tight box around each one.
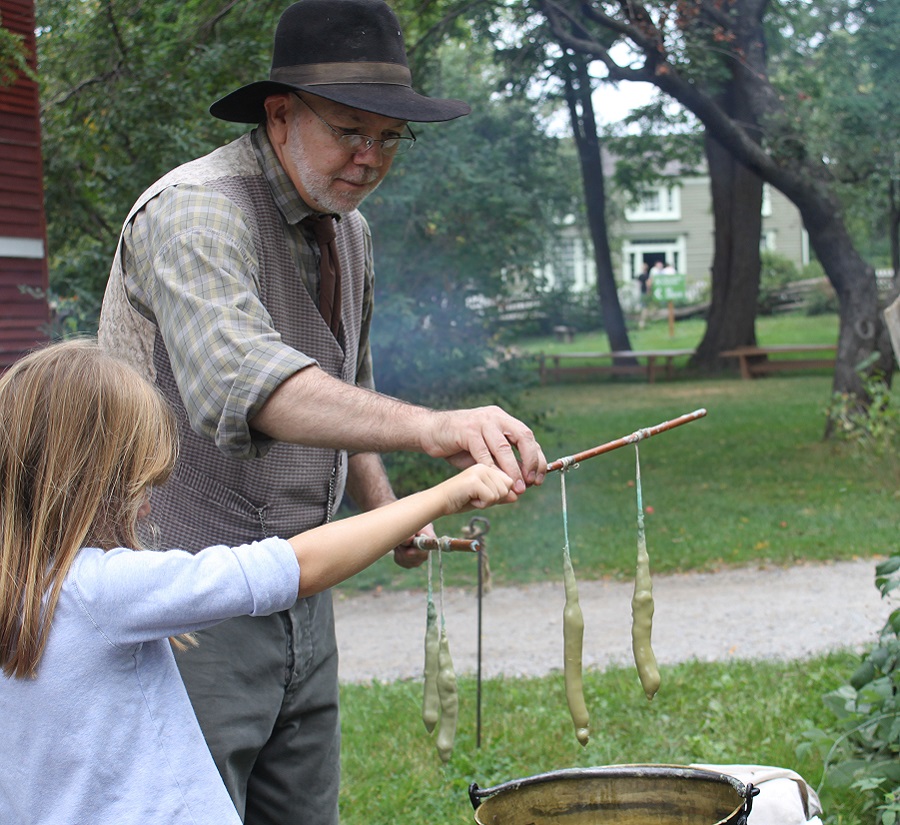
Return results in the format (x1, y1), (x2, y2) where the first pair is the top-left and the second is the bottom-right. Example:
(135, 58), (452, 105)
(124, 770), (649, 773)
(100, 135), (366, 552)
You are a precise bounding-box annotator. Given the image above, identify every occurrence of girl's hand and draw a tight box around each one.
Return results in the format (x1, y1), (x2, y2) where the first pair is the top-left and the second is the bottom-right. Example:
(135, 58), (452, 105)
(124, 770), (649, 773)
(441, 465), (518, 514)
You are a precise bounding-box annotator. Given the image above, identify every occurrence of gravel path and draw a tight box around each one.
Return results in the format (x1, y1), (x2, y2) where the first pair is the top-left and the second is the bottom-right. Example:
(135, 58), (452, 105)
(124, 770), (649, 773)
(333, 558), (897, 684)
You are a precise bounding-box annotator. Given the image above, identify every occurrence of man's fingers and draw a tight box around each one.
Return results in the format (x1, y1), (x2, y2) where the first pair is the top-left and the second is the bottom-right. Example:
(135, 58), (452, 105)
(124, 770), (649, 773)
(504, 425), (547, 487)
(393, 546), (428, 568)
(444, 451), (476, 470)
(431, 408), (544, 490)
(477, 424), (526, 488)
(469, 421), (545, 491)
(392, 526), (433, 569)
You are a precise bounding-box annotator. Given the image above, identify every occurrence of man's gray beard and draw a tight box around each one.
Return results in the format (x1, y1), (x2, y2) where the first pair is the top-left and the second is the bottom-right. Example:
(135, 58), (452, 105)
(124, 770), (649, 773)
(288, 131), (382, 214)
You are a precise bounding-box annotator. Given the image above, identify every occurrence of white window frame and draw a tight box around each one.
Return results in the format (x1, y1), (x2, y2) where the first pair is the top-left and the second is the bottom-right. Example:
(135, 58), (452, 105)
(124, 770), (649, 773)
(761, 184), (772, 218)
(625, 184), (681, 222)
(0, 237), (45, 259)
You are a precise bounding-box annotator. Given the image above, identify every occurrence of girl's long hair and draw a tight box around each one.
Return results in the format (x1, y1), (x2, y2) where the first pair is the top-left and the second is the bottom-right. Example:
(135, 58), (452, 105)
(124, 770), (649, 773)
(0, 339), (178, 678)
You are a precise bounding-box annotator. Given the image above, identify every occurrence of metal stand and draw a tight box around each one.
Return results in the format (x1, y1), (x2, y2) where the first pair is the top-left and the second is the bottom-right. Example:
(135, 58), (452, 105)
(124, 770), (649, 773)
(463, 516), (490, 747)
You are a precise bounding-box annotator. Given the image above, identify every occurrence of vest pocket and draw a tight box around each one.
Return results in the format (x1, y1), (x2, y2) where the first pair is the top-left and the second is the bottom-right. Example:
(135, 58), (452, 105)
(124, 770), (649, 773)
(152, 462), (272, 552)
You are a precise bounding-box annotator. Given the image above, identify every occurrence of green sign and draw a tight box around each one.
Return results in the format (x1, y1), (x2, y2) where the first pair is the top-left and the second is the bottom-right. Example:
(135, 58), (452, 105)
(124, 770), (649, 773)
(652, 271), (686, 302)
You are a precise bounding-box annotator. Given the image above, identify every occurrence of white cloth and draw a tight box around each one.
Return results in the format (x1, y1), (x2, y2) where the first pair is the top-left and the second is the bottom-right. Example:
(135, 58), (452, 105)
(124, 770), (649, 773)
(692, 763), (823, 824)
(0, 539), (299, 825)
(884, 295), (900, 363)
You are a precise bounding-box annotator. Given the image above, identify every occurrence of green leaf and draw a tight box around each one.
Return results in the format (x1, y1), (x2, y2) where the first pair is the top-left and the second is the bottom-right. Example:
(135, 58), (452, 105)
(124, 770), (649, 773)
(876, 557), (900, 576)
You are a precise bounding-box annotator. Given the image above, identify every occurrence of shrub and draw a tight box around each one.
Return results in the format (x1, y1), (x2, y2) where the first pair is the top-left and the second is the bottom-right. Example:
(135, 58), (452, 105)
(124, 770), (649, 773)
(801, 262), (840, 315)
(826, 356), (900, 455)
(757, 250), (803, 314)
(800, 556), (900, 824)
(804, 281), (840, 316)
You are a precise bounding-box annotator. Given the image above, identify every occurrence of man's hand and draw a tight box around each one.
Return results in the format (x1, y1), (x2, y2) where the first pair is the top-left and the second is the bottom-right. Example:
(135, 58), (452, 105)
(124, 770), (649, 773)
(393, 526), (432, 569)
(424, 406), (546, 494)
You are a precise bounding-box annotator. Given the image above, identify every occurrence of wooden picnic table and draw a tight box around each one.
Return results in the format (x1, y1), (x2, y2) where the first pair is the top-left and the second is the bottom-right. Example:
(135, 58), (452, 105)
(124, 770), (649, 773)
(719, 344), (837, 379)
(538, 349), (696, 384)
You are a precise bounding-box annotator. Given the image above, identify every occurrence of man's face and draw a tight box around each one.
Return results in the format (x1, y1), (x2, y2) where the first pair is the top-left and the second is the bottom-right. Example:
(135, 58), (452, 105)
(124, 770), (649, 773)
(284, 93), (408, 214)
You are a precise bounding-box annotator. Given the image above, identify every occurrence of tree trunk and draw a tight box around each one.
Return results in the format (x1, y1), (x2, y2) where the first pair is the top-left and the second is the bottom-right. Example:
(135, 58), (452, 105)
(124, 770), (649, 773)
(790, 185), (892, 404)
(693, 92), (764, 368)
(562, 54), (633, 353)
(890, 177), (900, 278)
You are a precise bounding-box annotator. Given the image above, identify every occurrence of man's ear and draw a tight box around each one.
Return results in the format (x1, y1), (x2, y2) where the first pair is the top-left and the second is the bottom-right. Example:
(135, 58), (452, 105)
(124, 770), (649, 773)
(264, 93), (293, 146)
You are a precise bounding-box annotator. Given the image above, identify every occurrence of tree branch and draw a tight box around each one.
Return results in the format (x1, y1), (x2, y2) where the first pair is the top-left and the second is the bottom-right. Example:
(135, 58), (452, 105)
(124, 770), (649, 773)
(540, 0), (661, 83)
(104, 0), (129, 61)
(198, 0), (246, 41)
(539, 0), (813, 198)
(404, 0), (488, 59)
(44, 63), (125, 111)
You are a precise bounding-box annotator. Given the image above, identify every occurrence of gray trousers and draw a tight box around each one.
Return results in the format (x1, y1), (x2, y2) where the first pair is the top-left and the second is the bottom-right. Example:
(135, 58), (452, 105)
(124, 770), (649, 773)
(175, 590), (340, 825)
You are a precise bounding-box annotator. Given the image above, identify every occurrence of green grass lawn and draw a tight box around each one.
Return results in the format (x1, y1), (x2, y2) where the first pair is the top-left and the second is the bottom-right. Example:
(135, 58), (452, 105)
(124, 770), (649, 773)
(519, 312), (840, 356)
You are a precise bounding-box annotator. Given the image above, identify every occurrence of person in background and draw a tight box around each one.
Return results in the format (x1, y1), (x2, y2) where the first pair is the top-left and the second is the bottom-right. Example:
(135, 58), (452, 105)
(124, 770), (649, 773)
(0, 339), (519, 825)
(638, 262), (654, 329)
(98, 1), (546, 823)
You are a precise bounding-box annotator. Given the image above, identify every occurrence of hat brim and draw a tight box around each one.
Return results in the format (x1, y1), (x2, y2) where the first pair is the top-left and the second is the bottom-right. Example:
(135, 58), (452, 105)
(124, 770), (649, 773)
(210, 80), (471, 124)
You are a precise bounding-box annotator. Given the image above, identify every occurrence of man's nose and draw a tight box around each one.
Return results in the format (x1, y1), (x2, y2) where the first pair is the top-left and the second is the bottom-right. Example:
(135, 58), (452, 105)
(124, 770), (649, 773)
(352, 142), (387, 165)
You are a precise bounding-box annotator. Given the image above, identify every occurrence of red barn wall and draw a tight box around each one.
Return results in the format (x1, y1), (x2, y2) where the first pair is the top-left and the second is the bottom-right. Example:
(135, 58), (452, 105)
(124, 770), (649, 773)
(1, 0), (50, 370)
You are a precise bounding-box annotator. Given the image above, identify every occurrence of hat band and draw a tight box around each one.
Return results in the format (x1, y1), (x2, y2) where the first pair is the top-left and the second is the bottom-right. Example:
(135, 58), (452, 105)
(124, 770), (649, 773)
(271, 62), (412, 87)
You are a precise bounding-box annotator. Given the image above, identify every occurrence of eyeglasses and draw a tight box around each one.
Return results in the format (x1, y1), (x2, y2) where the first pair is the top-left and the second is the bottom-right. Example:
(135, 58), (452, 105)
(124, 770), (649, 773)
(293, 93), (416, 156)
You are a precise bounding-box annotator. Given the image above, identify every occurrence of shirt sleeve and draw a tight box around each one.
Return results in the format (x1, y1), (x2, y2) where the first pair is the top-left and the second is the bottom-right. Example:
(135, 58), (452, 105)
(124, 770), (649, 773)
(71, 540), (300, 648)
(124, 185), (316, 457)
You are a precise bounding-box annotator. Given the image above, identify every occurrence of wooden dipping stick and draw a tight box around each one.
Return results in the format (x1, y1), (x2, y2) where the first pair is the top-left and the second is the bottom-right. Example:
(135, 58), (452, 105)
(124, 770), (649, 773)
(411, 410), (706, 551)
(546, 408), (707, 473)
(412, 536), (482, 553)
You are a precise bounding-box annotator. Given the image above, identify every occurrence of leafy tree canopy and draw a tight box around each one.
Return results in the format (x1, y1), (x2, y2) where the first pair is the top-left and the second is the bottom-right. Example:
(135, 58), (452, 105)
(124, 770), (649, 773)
(36, 0), (285, 311)
(766, 0), (900, 268)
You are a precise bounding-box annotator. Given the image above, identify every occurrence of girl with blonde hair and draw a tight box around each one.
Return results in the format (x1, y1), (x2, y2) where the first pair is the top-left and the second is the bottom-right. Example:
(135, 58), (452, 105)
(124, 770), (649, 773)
(0, 339), (517, 825)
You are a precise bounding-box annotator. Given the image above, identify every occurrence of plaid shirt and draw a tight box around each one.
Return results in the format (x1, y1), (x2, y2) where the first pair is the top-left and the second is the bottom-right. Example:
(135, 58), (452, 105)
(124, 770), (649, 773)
(121, 127), (375, 449)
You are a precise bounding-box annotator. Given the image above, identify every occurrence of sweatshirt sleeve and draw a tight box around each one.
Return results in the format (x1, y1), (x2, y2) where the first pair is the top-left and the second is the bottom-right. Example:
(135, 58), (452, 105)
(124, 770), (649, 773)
(71, 539), (299, 647)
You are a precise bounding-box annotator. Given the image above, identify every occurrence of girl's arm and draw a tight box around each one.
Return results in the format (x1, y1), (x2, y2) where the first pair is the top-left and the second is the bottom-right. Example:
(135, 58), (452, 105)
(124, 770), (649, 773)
(289, 464), (517, 598)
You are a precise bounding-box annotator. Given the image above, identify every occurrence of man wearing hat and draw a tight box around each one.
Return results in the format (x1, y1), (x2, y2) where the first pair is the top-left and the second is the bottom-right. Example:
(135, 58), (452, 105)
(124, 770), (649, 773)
(99, 0), (546, 823)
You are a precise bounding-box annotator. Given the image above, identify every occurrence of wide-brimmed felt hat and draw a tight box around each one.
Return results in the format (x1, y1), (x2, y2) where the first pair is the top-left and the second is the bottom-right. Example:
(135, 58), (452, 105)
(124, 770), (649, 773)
(210, 0), (470, 124)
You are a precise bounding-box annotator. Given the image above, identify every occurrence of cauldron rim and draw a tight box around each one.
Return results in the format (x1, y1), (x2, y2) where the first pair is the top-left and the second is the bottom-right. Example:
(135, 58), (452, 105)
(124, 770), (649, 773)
(468, 763), (750, 811)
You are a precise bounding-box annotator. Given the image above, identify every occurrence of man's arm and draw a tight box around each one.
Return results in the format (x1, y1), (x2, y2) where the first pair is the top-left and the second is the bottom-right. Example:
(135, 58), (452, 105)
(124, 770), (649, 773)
(249, 365), (547, 492)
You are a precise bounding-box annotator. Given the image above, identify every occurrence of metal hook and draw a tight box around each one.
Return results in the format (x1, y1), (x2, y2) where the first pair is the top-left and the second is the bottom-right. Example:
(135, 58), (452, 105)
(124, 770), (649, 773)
(463, 515), (490, 540)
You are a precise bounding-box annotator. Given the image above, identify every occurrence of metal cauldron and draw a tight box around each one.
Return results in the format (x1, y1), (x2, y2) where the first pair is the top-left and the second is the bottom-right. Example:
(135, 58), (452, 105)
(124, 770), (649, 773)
(469, 765), (757, 825)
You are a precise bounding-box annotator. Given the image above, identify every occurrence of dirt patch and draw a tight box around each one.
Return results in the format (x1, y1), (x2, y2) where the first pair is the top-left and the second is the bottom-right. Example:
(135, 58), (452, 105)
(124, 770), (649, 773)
(334, 558), (896, 684)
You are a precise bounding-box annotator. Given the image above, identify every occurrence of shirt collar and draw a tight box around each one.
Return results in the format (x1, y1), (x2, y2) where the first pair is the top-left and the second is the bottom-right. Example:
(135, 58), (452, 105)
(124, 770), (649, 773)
(251, 127), (318, 226)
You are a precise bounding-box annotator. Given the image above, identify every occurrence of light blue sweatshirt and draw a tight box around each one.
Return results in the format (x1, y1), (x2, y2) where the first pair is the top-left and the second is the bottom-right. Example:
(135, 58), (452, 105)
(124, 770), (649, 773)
(0, 538), (300, 825)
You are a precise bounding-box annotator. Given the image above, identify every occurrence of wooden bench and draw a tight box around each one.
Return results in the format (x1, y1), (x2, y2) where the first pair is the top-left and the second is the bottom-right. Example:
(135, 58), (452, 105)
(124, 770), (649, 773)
(719, 344), (837, 379)
(538, 349), (695, 384)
